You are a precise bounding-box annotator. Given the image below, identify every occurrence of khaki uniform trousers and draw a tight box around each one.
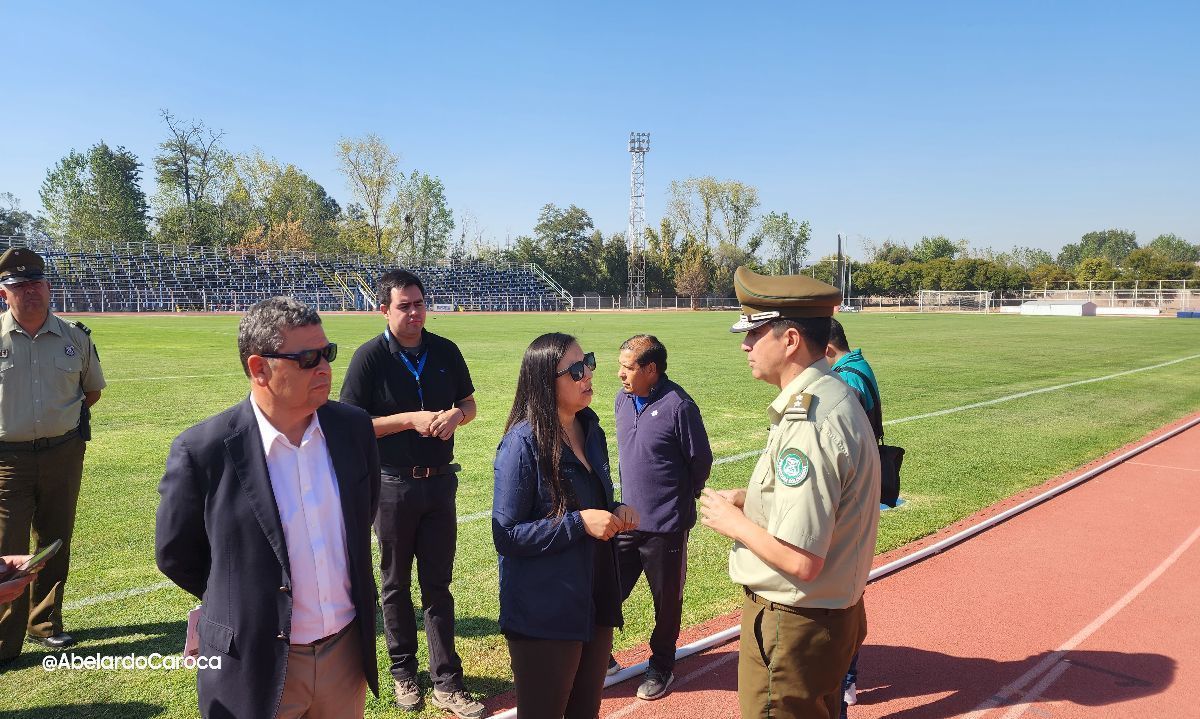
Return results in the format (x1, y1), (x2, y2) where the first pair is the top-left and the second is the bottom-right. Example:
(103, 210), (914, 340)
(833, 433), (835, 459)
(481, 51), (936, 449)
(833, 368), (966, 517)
(738, 591), (866, 719)
(0, 434), (85, 659)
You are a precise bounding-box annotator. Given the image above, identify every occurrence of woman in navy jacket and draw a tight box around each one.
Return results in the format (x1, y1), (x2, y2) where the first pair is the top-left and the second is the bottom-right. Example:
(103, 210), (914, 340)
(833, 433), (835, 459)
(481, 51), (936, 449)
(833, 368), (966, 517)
(493, 332), (640, 719)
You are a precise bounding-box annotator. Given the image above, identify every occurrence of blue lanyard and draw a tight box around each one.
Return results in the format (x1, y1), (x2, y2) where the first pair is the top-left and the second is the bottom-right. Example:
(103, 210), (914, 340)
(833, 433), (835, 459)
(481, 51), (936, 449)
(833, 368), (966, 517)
(386, 331), (428, 410)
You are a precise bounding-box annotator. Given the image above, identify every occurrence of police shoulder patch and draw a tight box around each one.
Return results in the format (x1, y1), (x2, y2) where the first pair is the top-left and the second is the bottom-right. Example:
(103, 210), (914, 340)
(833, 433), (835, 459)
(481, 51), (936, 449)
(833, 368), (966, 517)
(776, 448), (811, 487)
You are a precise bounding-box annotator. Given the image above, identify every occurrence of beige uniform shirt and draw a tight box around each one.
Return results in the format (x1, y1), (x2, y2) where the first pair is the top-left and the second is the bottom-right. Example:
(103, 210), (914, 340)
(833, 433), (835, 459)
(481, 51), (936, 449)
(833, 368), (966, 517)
(729, 358), (880, 609)
(0, 311), (106, 442)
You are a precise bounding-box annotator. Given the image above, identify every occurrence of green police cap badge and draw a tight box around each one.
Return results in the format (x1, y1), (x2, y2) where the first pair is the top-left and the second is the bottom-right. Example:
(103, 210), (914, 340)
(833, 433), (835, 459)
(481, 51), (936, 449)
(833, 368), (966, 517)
(777, 448), (811, 487)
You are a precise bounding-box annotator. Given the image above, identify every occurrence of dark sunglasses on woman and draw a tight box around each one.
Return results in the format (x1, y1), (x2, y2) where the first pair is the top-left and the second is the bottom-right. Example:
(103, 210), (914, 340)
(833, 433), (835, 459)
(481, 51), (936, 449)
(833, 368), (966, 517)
(555, 352), (596, 382)
(260, 343), (338, 370)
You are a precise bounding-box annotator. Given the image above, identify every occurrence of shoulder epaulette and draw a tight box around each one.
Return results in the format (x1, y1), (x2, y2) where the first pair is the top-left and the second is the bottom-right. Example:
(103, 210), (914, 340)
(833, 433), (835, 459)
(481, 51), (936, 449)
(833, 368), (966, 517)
(68, 320), (92, 336)
(783, 392), (813, 421)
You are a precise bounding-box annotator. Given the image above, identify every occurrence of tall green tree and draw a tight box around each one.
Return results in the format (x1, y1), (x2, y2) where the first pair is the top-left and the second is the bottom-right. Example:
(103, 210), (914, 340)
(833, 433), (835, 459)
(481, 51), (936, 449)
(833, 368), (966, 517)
(337, 134), (400, 256)
(228, 152), (340, 251)
(911, 235), (959, 262)
(1146, 233), (1198, 264)
(153, 110), (229, 245)
(0, 193), (45, 238)
(756, 211), (811, 275)
(40, 141), (150, 245)
(674, 233), (714, 308)
(388, 171), (454, 262)
(1060, 229), (1138, 271)
(531, 203), (595, 289)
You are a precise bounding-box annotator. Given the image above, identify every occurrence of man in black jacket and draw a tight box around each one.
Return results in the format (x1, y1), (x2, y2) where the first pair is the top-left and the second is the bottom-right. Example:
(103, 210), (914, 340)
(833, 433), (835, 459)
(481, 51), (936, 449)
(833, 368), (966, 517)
(156, 297), (381, 719)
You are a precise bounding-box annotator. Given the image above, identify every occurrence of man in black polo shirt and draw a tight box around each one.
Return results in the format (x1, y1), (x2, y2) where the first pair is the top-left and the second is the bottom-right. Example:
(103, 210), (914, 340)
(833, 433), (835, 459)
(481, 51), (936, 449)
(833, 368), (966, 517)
(339, 270), (483, 719)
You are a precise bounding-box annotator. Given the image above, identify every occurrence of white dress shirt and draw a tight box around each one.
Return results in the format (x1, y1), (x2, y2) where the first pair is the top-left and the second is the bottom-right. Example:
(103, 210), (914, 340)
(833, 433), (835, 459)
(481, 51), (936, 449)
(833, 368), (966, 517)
(251, 398), (356, 644)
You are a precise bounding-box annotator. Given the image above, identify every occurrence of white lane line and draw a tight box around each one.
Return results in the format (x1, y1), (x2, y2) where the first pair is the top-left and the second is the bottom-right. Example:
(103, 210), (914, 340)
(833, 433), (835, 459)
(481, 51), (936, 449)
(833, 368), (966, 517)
(966, 522), (1200, 718)
(64, 581), (176, 611)
(1126, 461), (1200, 473)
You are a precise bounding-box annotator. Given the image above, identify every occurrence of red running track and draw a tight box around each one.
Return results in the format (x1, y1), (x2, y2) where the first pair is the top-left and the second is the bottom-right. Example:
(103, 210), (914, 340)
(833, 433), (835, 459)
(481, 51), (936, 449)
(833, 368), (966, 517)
(482, 414), (1200, 718)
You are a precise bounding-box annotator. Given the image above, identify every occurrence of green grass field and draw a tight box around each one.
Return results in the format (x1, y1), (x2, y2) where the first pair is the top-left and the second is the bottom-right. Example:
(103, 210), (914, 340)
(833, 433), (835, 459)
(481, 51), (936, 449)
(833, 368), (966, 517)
(2, 310), (1198, 717)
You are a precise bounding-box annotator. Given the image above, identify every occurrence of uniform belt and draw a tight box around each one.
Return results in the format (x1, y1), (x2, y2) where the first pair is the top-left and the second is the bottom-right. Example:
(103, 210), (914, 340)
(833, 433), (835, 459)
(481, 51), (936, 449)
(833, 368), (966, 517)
(381, 463), (461, 479)
(744, 587), (847, 616)
(0, 428), (79, 452)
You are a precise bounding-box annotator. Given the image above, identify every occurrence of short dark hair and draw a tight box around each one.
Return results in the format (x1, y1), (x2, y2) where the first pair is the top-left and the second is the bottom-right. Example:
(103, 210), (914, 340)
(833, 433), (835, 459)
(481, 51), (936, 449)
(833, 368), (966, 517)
(377, 269), (426, 308)
(619, 334), (667, 375)
(770, 317), (831, 354)
(237, 297), (322, 376)
(828, 318), (850, 352)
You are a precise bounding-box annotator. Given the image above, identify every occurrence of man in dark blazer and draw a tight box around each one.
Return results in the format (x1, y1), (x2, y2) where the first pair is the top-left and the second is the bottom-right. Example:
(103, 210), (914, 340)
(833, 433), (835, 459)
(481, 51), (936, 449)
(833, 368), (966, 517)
(156, 297), (381, 719)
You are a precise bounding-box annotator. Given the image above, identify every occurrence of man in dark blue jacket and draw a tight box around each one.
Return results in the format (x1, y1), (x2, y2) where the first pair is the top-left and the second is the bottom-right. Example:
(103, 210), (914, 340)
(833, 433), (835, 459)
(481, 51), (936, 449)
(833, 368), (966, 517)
(613, 334), (713, 700)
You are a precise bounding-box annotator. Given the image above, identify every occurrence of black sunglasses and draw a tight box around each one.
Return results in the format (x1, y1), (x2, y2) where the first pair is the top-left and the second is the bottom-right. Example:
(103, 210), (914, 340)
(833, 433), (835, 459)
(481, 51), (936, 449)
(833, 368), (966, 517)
(555, 352), (596, 381)
(260, 343), (337, 370)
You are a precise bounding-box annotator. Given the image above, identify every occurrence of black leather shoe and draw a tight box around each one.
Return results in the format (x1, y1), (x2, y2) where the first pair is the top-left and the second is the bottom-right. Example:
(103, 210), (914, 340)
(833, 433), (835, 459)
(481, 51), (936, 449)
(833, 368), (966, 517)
(27, 633), (75, 649)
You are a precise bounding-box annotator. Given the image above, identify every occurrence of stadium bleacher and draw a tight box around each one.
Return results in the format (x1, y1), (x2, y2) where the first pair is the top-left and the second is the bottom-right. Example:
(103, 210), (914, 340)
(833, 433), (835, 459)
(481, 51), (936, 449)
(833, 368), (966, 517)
(0, 237), (570, 313)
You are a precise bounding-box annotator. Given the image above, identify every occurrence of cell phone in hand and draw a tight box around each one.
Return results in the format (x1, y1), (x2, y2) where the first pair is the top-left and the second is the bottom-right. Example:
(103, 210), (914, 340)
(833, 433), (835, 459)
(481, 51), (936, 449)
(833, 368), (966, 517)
(0, 538), (62, 581)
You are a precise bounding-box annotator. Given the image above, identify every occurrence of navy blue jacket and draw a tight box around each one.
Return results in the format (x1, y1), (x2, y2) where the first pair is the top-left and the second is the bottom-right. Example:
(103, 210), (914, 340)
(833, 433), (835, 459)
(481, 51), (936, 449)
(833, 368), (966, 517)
(492, 407), (622, 641)
(614, 376), (713, 533)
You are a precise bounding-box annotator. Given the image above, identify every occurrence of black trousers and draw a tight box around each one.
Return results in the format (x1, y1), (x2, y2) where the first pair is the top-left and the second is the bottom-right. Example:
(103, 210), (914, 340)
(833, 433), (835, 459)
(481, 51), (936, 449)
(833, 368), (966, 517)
(615, 530), (688, 673)
(375, 472), (464, 690)
(507, 626), (614, 719)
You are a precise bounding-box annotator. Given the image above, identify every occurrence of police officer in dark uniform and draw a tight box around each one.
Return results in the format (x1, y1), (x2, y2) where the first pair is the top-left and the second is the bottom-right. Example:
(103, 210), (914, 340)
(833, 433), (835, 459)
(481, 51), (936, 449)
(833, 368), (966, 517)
(700, 267), (879, 719)
(339, 270), (484, 719)
(0, 247), (105, 661)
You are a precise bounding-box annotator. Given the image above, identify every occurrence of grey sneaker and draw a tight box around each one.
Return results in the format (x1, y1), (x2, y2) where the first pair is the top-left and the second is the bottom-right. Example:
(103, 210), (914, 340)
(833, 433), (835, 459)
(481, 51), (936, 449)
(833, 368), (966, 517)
(431, 688), (486, 719)
(393, 677), (422, 710)
(607, 655), (622, 676)
(636, 669), (674, 701)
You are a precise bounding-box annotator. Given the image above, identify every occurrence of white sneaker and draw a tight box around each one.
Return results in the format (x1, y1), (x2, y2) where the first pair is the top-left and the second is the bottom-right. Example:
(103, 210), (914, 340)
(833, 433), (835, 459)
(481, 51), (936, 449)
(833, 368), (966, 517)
(606, 655), (622, 677)
(843, 681), (857, 706)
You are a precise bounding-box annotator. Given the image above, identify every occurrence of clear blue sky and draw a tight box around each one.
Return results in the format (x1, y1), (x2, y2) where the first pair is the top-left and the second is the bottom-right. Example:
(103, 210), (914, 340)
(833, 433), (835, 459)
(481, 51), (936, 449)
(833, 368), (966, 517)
(4, 1), (1197, 259)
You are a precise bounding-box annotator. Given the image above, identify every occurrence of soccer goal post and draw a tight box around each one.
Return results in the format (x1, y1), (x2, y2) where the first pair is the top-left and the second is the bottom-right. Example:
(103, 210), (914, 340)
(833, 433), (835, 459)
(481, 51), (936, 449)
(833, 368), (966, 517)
(918, 290), (994, 313)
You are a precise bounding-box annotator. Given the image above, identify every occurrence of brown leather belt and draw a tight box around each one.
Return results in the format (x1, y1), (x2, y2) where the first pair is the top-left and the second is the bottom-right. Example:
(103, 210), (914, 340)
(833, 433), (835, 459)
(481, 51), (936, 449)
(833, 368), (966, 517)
(744, 587), (847, 616)
(0, 428), (79, 452)
(381, 463), (461, 479)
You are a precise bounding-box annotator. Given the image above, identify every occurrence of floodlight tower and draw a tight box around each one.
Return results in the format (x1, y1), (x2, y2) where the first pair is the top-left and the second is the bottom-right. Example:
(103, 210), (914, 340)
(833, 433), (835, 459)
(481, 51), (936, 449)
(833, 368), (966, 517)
(627, 132), (650, 309)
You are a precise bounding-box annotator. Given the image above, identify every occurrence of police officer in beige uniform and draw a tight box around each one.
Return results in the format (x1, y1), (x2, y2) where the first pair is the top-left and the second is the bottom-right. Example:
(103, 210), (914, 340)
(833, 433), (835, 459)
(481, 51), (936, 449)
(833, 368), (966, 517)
(0, 247), (105, 661)
(700, 267), (879, 719)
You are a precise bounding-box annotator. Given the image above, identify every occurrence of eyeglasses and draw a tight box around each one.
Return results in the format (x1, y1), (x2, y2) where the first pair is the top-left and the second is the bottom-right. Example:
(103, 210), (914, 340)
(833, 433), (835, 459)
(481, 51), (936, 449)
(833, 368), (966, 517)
(555, 352), (596, 381)
(260, 343), (338, 370)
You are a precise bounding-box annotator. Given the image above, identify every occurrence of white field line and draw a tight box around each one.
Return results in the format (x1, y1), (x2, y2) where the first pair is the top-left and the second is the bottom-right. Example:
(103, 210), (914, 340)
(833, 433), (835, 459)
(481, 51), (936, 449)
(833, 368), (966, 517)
(965, 523), (1200, 718)
(885, 353), (1200, 427)
(64, 581), (176, 611)
(108, 372), (245, 382)
(65, 355), (1199, 610)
